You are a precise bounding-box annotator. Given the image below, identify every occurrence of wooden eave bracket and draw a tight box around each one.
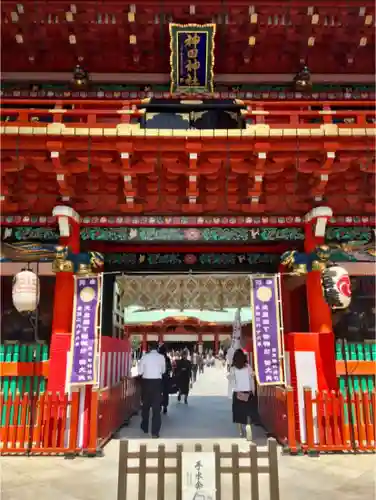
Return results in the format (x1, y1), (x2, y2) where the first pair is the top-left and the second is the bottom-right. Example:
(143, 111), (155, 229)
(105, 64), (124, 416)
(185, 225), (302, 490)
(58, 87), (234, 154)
(181, 203), (204, 213)
(123, 185), (136, 198)
(75, 197), (99, 212)
(2, 159), (25, 172)
(56, 171), (74, 197)
(240, 202), (266, 214)
(118, 202), (143, 213)
(364, 201), (376, 213)
(0, 196), (19, 212)
(309, 155), (335, 196)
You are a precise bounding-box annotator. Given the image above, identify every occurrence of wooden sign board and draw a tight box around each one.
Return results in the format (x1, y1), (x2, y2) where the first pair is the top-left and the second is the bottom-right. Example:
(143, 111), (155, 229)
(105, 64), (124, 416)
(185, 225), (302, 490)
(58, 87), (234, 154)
(182, 452), (216, 500)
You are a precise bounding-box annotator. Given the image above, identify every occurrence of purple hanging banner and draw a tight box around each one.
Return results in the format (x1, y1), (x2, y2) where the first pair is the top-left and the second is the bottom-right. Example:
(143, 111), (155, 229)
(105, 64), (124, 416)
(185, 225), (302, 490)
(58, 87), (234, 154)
(250, 275), (284, 386)
(69, 275), (101, 385)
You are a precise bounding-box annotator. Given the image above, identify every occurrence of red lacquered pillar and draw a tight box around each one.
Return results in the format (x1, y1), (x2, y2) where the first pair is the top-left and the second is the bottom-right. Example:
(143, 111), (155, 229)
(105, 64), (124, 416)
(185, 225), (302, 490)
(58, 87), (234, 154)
(214, 333), (219, 354)
(303, 207), (337, 391)
(142, 332), (147, 353)
(47, 206), (81, 394)
(283, 208), (338, 445)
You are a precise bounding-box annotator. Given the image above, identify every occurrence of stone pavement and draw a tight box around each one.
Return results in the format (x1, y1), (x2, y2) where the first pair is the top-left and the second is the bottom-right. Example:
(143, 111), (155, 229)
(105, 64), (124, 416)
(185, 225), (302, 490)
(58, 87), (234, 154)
(1, 364), (375, 500)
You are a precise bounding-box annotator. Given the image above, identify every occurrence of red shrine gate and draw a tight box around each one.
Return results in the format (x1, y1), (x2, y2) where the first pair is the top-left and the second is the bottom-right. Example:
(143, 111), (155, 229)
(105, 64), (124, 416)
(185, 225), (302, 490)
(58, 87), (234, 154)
(2, 204), (375, 456)
(125, 316), (251, 353)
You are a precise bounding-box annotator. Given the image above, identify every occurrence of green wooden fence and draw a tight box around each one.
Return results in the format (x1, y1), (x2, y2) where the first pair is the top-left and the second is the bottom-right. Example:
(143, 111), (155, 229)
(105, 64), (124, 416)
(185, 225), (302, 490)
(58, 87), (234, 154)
(335, 341), (376, 397)
(0, 343), (49, 425)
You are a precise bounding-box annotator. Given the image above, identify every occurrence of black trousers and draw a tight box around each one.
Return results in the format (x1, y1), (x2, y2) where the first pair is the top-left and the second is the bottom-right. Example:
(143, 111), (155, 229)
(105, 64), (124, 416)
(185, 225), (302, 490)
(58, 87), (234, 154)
(161, 377), (169, 409)
(141, 379), (162, 435)
(191, 365), (198, 383)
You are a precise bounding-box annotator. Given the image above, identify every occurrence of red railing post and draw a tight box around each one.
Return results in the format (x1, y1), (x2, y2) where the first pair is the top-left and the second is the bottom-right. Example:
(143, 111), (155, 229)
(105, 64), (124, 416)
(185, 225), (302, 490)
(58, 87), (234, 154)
(362, 391), (374, 450)
(331, 390), (342, 447)
(372, 390), (376, 444)
(68, 390), (80, 456)
(285, 387), (299, 454)
(338, 391), (351, 450)
(355, 392), (367, 450)
(85, 388), (101, 456)
(303, 387), (317, 455)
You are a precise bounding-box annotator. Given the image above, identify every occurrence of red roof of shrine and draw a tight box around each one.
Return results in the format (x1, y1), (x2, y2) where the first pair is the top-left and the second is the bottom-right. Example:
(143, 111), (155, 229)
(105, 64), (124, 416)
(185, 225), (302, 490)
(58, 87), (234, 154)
(1, 1), (375, 76)
(127, 316), (240, 332)
(142, 317), (218, 327)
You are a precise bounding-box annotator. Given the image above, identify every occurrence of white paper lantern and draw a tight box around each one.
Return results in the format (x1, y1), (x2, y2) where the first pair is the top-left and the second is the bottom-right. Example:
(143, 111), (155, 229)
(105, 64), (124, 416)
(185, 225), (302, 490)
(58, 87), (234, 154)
(322, 265), (352, 310)
(12, 270), (40, 313)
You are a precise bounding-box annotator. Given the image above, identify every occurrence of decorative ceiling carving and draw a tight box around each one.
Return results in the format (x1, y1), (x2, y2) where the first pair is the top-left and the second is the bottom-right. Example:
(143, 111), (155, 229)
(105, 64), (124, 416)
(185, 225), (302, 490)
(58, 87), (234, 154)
(1, 1), (375, 74)
(119, 274), (252, 309)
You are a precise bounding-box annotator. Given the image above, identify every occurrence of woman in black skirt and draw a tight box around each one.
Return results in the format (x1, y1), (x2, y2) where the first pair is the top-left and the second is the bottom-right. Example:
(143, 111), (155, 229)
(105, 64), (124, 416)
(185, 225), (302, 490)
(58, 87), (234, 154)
(230, 349), (255, 440)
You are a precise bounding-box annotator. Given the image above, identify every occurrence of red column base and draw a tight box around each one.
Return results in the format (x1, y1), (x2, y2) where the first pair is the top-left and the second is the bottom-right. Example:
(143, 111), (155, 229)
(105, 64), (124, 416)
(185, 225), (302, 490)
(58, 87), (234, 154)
(47, 334), (71, 394)
(285, 331), (337, 393)
(284, 331), (338, 443)
(47, 271), (75, 394)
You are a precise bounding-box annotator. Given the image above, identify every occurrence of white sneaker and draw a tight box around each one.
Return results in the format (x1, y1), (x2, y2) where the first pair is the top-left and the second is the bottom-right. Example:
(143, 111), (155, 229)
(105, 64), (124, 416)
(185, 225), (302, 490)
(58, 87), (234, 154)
(245, 424), (252, 441)
(237, 424), (244, 437)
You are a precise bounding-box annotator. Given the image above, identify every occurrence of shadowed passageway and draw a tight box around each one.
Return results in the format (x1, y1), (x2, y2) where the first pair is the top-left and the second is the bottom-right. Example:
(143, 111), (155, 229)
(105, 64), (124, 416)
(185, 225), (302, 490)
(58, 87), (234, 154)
(118, 363), (267, 444)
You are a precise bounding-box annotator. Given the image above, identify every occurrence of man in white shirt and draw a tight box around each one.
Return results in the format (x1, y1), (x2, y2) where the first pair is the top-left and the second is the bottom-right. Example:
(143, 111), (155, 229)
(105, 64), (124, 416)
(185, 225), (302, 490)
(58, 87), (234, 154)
(138, 342), (166, 438)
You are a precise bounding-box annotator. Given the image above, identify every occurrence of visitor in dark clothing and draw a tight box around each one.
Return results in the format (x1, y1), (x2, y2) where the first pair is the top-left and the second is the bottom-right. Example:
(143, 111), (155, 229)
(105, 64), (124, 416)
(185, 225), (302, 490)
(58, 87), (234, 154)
(158, 344), (172, 414)
(197, 353), (204, 374)
(191, 349), (199, 383)
(176, 349), (192, 404)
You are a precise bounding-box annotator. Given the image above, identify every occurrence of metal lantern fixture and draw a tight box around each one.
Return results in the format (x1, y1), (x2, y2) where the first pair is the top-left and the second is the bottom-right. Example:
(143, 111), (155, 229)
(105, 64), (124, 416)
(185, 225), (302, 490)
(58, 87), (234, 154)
(71, 64), (89, 89)
(12, 269), (40, 313)
(293, 65), (312, 92)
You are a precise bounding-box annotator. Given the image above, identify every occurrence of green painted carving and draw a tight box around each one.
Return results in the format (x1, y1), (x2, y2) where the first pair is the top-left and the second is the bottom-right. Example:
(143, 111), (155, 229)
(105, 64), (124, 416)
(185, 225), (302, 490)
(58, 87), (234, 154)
(257, 227), (305, 241)
(145, 253), (183, 265)
(104, 252), (280, 269)
(201, 228), (250, 242)
(80, 227), (130, 241)
(3, 224), (374, 245)
(1, 227), (59, 241)
(80, 226), (305, 242)
(326, 227), (374, 243)
(135, 228), (188, 241)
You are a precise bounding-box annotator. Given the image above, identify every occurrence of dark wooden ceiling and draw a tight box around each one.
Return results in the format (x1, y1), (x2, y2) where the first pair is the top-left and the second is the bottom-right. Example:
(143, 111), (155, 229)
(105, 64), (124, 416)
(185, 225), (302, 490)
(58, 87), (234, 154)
(1, 1), (375, 75)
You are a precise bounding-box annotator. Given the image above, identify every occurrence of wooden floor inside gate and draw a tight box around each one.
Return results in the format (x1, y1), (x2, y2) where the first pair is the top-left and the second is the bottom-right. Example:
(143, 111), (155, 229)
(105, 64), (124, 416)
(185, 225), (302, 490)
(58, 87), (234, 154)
(117, 438), (280, 500)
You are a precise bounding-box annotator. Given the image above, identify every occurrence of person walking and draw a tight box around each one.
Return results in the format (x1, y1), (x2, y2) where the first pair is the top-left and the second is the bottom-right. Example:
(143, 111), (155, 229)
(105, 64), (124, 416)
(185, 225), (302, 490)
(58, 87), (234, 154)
(158, 344), (172, 414)
(197, 351), (204, 374)
(191, 347), (199, 383)
(229, 348), (255, 441)
(175, 349), (192, 404)
(138, 342), (166, 438)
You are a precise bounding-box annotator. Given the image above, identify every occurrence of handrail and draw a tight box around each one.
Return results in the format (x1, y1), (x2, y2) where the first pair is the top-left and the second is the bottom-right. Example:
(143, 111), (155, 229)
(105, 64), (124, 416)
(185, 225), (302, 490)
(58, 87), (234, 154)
(1, 105), (375, 129)
(1, 99), (145, 107)
(1, 98), (375, 109)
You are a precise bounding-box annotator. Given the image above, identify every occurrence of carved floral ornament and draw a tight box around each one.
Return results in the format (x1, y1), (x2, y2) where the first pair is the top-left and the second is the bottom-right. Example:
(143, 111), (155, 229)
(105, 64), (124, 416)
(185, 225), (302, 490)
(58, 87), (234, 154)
(2, 225), (374, 244)
(2, 90), (374, 101)
(1, 215), (374, 227)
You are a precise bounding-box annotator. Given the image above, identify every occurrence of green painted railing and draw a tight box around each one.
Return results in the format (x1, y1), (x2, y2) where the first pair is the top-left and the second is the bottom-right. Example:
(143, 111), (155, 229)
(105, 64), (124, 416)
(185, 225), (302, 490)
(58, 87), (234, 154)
(0, 343), (49, 425)
(336, 341), (376, 396)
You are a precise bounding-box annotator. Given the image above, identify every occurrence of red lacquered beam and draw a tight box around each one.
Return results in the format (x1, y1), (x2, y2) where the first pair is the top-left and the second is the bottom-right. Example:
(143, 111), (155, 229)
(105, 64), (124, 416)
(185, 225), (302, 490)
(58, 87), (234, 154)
(1, 107), (374, 128)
